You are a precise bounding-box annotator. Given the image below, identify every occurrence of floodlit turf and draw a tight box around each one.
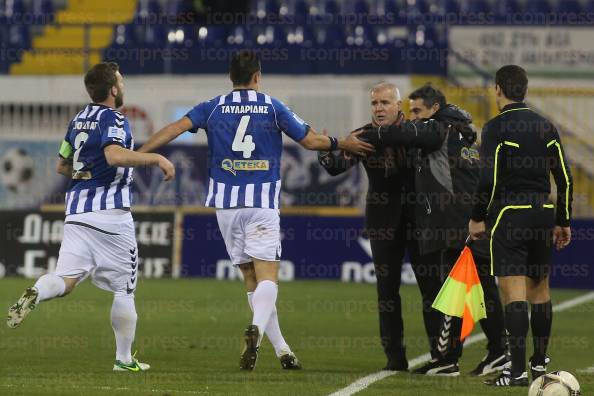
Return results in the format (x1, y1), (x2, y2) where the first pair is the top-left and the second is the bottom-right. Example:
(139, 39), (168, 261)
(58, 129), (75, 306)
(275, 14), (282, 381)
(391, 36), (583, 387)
(0, 278), (592, 396)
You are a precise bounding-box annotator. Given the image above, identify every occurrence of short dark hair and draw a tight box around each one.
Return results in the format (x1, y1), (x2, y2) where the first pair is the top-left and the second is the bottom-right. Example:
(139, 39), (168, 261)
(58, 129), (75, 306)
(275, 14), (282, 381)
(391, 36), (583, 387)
(84, 62), (119, 103)
(495, 65), (528, 101)
(229, 51), (261, 86)
(408, 84), (447, 110)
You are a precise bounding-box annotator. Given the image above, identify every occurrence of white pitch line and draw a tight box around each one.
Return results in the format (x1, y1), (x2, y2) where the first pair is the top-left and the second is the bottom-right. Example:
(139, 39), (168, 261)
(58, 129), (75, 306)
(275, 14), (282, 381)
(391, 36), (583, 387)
(329, 291), (594, 396)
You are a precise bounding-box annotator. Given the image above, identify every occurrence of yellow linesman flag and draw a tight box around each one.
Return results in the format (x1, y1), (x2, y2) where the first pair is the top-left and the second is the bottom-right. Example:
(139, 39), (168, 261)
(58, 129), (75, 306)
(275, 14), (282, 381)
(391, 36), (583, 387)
(432, 245), (487, 340)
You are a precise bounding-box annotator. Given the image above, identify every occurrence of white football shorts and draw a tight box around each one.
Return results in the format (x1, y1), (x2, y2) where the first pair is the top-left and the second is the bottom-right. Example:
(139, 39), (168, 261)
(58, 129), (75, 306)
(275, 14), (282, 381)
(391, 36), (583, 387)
(216, 208), (282, 265)
(55, 209), (138, 294)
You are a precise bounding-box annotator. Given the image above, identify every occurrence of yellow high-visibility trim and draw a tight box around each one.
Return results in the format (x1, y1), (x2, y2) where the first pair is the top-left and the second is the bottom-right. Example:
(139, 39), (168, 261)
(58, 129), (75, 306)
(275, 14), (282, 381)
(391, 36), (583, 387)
(547, 139), (556, 148)
(486, 143), (502, 212)
(490, 204), (533, 275)
(504, 141), (519, 148)
(496, 107), (531, 118)
(543, 204), (554, 208)
(553, 141), (571, 220)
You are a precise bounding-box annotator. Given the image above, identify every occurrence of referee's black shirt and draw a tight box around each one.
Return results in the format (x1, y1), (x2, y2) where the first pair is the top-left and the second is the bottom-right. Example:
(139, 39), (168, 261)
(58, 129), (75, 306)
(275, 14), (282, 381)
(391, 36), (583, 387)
(471, 102), (573, 227)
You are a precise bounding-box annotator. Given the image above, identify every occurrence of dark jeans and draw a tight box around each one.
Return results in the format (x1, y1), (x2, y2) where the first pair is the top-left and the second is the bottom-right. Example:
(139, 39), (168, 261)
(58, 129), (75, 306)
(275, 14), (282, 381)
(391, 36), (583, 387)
(369, 221), (411, 361)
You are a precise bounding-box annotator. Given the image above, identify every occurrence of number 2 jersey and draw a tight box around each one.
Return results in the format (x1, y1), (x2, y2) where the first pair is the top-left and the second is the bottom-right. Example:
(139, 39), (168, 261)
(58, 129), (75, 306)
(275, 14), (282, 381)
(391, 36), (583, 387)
(59, 103), (134, 215)
(186, 89), (309, 209)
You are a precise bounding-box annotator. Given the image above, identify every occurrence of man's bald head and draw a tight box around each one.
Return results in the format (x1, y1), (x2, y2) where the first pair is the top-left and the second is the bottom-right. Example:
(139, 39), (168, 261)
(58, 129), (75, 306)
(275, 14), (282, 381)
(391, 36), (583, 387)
(370, 82), (402, 126)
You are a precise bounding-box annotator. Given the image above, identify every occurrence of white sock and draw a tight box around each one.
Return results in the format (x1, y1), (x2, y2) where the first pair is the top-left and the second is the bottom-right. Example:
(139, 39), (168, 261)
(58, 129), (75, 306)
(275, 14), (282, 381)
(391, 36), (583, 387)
(111, 293), (137, 363)
(247, 292), (290, 357)
(34, 274), (66, 303)
(251, 280), (278, 345)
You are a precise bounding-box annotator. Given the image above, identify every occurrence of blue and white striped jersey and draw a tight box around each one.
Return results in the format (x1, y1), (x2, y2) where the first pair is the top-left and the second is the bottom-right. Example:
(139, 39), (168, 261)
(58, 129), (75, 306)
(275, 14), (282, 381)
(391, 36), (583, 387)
(59, 103), (134, 215)
(186, 89), (309, 209)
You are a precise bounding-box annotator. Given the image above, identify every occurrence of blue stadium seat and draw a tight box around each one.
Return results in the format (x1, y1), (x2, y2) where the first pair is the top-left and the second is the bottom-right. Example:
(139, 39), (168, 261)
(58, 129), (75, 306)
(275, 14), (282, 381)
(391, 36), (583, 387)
(408, 0), (430, 15)
(441, 0), (460, 15)
(353, 0), (370, 15)
(323, 0), (340, 16)
(293, 0), (309, 22)
(345, 25), (373, 46)
(462, 0), (490, 15)
(30, 0), (54, 24)
(313, 24), (344, 46)
(252, 25), (284, 46)
(586, 0), (594, 13)
(495, 0), (522, 17)
(112, 24), (136, 47)
(524, 0), (552, 15)
(556, 0), (583, 14)
(5, 24), (30, 49)
(1, 0), (27, 22)
(136, 0), (162, 20)
(163, 0), (194, 17)
(200, 25), (228, 47)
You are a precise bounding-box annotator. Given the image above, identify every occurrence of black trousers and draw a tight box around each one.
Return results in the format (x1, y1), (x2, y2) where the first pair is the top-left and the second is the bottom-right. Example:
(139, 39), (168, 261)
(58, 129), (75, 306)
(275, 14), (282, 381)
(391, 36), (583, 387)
(369, 221), (410, 361)
(412, 245), (506, 362)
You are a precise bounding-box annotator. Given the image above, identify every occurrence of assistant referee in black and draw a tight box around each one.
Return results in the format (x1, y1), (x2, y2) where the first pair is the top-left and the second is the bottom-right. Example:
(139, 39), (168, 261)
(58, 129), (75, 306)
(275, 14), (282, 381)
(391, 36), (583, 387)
(469, 65), (573, 387)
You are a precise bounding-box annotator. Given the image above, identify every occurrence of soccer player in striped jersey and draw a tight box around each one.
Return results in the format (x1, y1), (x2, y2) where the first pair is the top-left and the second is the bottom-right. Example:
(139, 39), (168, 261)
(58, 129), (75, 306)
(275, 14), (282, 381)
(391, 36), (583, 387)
(6, 62), (175, 372)
(138, 50), (373, 370)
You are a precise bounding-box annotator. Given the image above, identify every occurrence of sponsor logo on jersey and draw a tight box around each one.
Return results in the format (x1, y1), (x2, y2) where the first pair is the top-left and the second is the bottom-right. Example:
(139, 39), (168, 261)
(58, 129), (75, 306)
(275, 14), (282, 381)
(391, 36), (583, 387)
(108, 126), (126, 141)
(221, 159), (270, 175)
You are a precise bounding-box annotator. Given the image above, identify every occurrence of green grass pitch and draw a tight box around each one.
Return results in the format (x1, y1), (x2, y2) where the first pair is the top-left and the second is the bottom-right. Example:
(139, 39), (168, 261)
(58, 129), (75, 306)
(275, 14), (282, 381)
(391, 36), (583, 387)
(1, 278), (592, 395)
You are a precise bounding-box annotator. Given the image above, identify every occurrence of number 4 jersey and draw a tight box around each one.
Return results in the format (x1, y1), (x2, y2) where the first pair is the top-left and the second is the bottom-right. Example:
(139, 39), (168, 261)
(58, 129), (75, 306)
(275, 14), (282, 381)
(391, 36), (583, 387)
(186, 89), (309, 209)
(59, 103), (134, 215)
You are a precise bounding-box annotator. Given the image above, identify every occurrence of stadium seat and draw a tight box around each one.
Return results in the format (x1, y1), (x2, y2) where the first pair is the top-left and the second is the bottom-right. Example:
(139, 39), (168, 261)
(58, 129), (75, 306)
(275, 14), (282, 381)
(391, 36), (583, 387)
(5, 24), (30, 49)
(30, 0), (54, 24)
(353, 0), (370, 15)
(440, 0), (461, 15)
(163, 0), (194, 17)
(556, 0), (583, 14)
(293, 0), (309, 22)
(136, 0), (162, 20)
(462, 0), (490, 15)
(201, 25), (228, 46)
(323, 0), (340, 16)
(586, 0), (594, 13)
(495, 0), (523, 17)
(112, 24), (136, 47)
(314, 24), (344, 47)
(1, 0), (27, 21)
(252, 25), (284, 46)
(524, 0), (552, 15)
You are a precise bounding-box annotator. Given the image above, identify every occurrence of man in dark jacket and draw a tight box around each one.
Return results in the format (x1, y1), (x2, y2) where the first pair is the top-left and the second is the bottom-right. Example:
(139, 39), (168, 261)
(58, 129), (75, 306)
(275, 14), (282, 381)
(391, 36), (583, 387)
(318, 82), (411, 371)
(361, 85), (507, 377)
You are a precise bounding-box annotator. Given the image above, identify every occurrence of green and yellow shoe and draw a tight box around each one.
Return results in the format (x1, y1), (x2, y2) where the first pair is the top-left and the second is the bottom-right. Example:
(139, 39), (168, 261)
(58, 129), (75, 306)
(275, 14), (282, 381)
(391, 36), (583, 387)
(7, 287), (39, 329)
(113, 355), (150, 372)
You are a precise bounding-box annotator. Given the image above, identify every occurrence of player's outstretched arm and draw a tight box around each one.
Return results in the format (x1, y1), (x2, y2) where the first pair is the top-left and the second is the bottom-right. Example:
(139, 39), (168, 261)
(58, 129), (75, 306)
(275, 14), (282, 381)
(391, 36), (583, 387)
(299, 128), (375, 155)
(104, 145), (175, 181)
(137, 117), (193, 154)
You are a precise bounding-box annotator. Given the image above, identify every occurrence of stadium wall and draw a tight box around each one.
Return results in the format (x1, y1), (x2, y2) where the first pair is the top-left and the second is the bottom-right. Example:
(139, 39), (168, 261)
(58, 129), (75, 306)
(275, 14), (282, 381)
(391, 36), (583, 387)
(0, 208), (592, 290)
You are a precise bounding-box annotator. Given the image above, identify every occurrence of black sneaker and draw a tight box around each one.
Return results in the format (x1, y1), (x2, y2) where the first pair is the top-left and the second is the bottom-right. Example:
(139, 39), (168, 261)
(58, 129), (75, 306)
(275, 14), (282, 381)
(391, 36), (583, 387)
(529, 355), (551, 381)
(485, 369), (529, 387)
(412, 359), (459, 376)
(279, 352), (302, 370)
(383, 356), (408, 372)
(239, 325), (259, 371)
(469, 352), (509, 376)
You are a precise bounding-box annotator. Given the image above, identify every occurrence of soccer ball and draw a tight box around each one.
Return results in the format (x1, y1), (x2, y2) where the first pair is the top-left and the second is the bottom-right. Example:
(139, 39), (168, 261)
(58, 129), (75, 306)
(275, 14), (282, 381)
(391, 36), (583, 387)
(0, 147), (34, 193)
(528, 371), (581, 396)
